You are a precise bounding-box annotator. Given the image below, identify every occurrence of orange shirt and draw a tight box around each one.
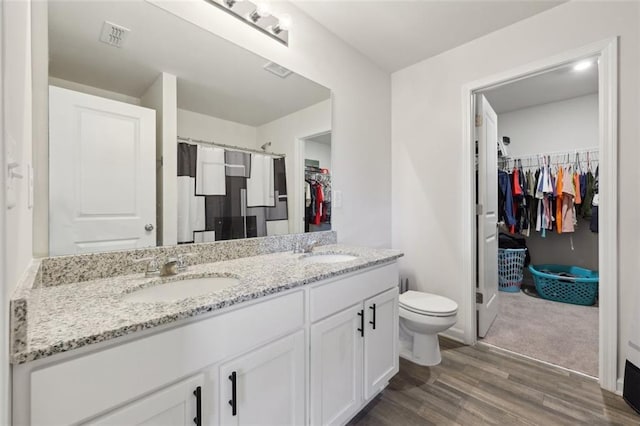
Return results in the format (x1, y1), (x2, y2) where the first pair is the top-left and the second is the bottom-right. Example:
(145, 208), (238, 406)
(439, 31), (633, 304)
(556, 167), (563, 234)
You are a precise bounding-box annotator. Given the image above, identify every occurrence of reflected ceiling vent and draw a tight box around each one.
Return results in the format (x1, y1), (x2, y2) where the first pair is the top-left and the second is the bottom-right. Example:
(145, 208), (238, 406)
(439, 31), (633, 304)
(263, 62), (292, 79)
(99, 21), (130, 48)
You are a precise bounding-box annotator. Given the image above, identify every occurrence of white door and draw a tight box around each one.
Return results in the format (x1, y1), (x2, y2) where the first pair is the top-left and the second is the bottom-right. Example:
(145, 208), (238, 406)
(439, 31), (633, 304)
(86, 374), (204, 426)
(219, 331), (305, 426)
(310, 304), (364, 426)
(49, 86), (156, 255)
(476, 94), (499, 338)
(363, 288), (399, 400)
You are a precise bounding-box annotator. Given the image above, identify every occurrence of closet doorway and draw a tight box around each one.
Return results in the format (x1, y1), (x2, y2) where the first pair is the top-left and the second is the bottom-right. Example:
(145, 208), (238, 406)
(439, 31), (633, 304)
(462, 38), (618, 391)
(295, 131), (332, 234)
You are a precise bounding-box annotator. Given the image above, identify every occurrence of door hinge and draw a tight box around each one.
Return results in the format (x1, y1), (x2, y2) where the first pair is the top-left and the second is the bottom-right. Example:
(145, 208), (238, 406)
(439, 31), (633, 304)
(475, 204), (483, 215)
(476, 292), (483, 304)
(475, 114), (483, 127)
(156, 156), (163, 169)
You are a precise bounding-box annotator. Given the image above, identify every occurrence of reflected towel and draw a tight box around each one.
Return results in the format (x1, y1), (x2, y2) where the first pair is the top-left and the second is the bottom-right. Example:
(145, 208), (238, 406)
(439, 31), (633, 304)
(247, 154), (275, 207)
(225, 150), (251, 178)
(195, 145), (226, 195)
(177, 176), (205, 243)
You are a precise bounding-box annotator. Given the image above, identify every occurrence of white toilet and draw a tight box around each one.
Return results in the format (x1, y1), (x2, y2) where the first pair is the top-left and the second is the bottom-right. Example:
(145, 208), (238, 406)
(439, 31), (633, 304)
(398, 290), (458, 366)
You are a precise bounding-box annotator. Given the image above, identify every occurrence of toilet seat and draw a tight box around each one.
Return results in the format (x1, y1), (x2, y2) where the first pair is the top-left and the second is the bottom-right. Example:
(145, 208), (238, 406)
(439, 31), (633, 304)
(399, 291), (458, 317)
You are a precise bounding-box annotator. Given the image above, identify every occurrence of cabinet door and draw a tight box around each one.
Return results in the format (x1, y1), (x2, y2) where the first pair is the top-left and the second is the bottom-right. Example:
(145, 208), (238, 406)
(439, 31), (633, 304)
(219, 331), (305, 426)
(310, 304), (364, 426)
(364, 287), (399, 400)
(86, 374), (204, 426)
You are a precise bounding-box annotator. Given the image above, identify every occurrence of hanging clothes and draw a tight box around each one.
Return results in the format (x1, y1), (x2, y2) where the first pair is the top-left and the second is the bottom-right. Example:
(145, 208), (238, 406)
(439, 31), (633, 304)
(312, 184), (324, 225)
(555, 166), (564, 234)
(590, 166), (599, 233)
(498, 170), (516, 231)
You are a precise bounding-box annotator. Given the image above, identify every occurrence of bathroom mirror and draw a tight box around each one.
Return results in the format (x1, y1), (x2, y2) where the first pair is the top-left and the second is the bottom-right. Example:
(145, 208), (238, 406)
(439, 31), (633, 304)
(45, 0), (332, 256)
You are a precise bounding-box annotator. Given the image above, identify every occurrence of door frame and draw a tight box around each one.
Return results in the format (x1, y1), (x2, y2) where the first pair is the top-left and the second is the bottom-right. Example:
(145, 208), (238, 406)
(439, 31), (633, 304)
(460, 37), (618, 391)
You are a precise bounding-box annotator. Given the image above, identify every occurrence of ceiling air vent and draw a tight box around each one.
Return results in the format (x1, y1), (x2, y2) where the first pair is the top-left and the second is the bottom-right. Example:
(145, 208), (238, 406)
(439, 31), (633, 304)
(99, 21), (130, 48)
(263, 62), (292, 79)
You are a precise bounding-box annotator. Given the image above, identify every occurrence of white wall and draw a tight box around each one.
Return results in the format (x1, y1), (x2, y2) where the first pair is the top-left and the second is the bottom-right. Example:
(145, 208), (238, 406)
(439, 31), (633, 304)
(141, 73), (178, 247)
(0, 1), (6, 422)
(49, 77), (142, 105)
(305, 139), (331, 170)
(498, 94), (598, 157)
(150, 0), (391, 248)
(3, 0), (33, 421)
(4, 0), (33, 296)
(257, 100), (331, 234)
(177, 108), (258, 149)
(391, 1), (639, 383)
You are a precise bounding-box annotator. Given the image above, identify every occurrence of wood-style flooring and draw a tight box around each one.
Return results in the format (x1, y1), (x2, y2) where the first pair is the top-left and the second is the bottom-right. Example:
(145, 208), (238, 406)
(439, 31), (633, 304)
(349, 338), (639, 425)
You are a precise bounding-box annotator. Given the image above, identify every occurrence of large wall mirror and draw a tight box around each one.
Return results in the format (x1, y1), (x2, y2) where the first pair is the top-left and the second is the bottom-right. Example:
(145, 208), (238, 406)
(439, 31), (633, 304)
(46, 0), (332, 256)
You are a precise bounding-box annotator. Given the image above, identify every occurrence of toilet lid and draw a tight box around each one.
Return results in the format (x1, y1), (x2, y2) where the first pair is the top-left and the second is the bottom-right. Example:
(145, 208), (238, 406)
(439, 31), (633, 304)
(399, 291), (458, 316)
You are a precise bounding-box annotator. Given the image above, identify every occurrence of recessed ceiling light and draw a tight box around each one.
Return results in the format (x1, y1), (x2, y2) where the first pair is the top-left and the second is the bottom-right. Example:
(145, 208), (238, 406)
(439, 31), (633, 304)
(574, 60), (592, 71)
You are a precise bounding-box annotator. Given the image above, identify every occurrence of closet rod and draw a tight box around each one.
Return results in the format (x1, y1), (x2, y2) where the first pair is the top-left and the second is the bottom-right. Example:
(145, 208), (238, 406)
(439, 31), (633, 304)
(177, 135), (286, 158)
(507, 147), (598, 163)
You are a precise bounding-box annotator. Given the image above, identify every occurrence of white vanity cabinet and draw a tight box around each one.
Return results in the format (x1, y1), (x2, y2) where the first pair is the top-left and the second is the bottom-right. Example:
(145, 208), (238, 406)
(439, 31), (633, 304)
(14, 261), (399, 426)
(309, 264), (399, 426)
(218, 331), (305, 426)
(86, 374), (204, 426)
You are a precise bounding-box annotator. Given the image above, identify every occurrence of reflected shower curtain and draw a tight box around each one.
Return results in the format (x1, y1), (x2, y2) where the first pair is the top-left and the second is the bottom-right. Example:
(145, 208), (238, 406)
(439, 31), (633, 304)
(177, 142), (288, 243)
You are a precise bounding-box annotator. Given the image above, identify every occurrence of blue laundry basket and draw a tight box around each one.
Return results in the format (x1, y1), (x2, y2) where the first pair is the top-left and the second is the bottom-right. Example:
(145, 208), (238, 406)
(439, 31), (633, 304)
(498, 248), (527, 293)
(529, 264), (599, 306)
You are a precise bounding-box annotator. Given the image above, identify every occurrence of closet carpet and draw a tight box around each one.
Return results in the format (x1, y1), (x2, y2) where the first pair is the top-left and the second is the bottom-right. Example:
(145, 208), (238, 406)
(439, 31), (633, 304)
(349, 338), (638, 425)
(480, 291), (598, 377)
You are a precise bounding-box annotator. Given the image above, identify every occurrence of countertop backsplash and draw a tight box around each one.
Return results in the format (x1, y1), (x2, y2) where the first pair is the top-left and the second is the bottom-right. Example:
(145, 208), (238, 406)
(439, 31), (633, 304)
(37, 231), (337, 287)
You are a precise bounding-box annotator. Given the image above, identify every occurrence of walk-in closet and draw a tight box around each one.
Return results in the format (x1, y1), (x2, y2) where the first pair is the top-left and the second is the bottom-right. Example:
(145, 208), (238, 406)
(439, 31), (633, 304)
(476, 60), (600, 377)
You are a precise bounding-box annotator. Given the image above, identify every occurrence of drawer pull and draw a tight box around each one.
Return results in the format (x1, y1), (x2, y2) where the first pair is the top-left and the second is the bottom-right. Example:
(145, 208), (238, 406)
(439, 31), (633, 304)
(357, 309), (364, 337)
(369, 303), (376, 330)
(193, 386), (202, 426)
(228, 371), (237, 416)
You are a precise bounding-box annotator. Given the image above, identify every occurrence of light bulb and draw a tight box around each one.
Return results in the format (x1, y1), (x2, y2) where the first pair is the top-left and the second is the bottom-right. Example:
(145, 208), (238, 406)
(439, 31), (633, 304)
(256, 2), (271, 18)
(278, 14), (291, 31)
(573, 60), (592, 71)
(272, 14), (292, 34)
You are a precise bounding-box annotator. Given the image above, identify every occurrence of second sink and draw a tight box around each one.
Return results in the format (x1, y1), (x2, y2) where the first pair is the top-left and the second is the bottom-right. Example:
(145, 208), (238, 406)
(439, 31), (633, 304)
(124, 276), (240, 303)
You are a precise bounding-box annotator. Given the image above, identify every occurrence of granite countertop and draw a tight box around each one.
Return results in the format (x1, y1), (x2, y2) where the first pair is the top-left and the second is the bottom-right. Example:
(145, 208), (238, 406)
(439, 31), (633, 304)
(12, 245), (403, 364)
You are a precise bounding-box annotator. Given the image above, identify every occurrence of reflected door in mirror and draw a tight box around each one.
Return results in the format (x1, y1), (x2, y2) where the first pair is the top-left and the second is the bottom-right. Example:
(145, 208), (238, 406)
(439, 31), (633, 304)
(49, 86), (156, 255)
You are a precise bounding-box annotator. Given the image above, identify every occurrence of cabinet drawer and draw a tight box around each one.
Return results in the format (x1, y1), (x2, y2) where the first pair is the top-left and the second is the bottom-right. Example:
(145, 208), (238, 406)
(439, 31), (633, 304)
(310, 262), (398, 322)
(30, 291), (304, 425)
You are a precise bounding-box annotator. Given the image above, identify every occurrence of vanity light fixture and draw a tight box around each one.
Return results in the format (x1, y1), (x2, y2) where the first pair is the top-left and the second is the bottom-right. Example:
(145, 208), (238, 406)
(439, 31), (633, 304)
(205, 0), (290, 46)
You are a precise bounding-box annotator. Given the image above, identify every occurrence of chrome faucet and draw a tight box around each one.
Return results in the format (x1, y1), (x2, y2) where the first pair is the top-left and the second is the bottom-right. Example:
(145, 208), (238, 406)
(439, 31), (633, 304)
(133, 256), (161, 277)
(133, 253), (195, 277)
(294, 240), (317, 254)
(161, 258), (179, 277)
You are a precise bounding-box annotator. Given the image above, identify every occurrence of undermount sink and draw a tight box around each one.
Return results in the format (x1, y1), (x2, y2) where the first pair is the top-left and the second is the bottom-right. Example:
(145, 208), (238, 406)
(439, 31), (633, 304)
(299, 254), (358, 264)
(124, 276), (240, 303)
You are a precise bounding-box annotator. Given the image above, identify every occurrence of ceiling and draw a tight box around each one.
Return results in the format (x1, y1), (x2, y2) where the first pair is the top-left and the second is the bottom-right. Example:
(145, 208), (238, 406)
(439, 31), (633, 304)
(293, 1), (564, 72)
(482, 59), (598, 114)
(48, 0), (330, 127)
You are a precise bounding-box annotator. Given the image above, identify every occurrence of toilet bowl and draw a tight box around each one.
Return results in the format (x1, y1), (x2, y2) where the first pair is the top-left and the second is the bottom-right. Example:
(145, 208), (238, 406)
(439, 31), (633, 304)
(398, 290), (458, 366)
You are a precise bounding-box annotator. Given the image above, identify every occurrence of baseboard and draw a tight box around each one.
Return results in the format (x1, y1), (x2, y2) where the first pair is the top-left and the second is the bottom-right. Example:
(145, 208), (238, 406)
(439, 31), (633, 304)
(617, 377), (624, 396)
(440, 327), (465, 344)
